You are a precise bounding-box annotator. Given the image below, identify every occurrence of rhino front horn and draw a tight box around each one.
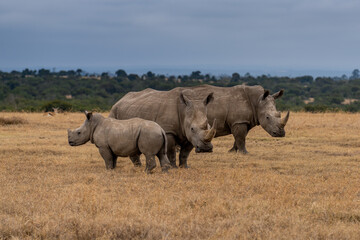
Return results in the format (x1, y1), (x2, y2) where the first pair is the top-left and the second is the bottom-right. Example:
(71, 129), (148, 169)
(204, 119), (217, 142)
(281, 111), (290, 127)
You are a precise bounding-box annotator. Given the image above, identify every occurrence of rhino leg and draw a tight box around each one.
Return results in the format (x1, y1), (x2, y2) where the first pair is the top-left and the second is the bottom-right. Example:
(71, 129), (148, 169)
(156, 142), (171, 172)
(112, 156), (118, 169)
(157, 152), (170, 172)
(130, 154), (142, 167)
(166, 134), (178, 168)
(231, 123), (249, 154)
(144, 155), (156, 174)
(98, 147), (117, 169)
(228, 141), (238, 152)
(179, 141), (193, 168)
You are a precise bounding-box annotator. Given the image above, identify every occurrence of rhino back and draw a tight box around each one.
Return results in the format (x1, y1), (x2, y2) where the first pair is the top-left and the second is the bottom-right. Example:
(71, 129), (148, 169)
(109, 88), (183, 136)
(95, 118), (142, 157)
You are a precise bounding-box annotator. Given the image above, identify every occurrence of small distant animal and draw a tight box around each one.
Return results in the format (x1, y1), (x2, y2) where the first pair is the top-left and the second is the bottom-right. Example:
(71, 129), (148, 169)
(43, 107), (59, 117)
(67, 111), (171, 173)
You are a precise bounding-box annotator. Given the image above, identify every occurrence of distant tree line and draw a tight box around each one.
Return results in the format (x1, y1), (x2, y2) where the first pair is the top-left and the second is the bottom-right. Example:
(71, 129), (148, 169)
(1, 68), (360, 112)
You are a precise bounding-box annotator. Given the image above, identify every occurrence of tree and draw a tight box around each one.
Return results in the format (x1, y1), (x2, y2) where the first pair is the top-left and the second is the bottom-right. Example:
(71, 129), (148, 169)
(38, 69), (51, 76)
(128, 74), (140, 81)
(168, 75), (176, 82)
(295, 75), (313, 84)
(67, 70), (76, 76)
(244, 72), (252, 78)
(146, 71), (155, 79)
(58, 70), (68, 76)
(101, 72), (109, 80)
(341, 74), (348, 80)
(204, 74), (211, 82)
(231, 72), (241, 82)
(190, 71), (202, 80)
(116, 69), (127, 78)
(22, 68), (36, 76)
(76, 69), (83, 76)
(350, 69), (359, 80)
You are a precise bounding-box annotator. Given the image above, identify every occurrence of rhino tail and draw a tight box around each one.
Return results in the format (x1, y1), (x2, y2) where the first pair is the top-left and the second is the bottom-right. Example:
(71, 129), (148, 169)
(158, 128), (171, 171)
(160, 129), (168, 156)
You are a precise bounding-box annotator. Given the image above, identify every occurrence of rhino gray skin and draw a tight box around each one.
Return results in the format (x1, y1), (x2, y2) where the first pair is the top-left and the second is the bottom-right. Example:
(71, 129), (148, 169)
(109, 88), (216, 168)
(68, 112), (170, 173)
(188, 84), (290, 153)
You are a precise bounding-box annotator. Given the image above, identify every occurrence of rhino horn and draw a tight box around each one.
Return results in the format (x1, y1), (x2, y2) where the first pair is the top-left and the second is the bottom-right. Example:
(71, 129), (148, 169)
(204, 119), (217, 142)
(281, 111), (290, 127)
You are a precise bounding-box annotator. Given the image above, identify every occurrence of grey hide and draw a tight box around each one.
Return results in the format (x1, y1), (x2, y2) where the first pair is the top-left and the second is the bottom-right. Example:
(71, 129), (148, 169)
(187, 84), (290, 153)
(68, 112), (170, 173)
(109, 88), (216, 168)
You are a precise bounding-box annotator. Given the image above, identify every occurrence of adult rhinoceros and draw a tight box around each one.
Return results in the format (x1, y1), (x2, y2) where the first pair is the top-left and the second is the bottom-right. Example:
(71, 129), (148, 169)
(109, 88), (216, 168)
(188, 84), (289, 153)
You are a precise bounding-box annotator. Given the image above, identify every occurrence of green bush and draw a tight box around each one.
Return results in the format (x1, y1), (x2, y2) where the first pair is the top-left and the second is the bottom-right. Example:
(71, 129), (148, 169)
(41, 100), (73, 112)
(343, 102), (360, 112)
(304, 104), (330, 113)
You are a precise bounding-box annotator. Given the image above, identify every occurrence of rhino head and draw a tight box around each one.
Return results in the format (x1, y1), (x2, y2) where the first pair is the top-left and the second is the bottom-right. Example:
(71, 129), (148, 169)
(179, 90), (216, 153)
(257, 90), (289, 137)
(67, 111), (93, 146)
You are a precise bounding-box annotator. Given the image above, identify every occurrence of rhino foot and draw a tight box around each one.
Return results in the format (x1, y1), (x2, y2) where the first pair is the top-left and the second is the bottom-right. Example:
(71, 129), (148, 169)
(242, 150), (249, 154)
(179, 164), (189, 169)
(161, 164), (171, 172)
(228, 147), (248, 154)
(170, 163), (178, 168)
(228, 147), (237, 153)
(133, 163), (142, 167)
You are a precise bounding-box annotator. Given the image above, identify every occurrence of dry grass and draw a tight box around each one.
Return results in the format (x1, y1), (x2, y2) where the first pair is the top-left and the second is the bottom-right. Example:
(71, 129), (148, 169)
(0, 116), (27, 126)
(0, 112), (359, 239)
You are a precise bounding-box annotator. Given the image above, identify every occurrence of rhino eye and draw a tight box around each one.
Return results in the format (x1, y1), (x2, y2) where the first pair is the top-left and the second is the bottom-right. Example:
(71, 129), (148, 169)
(191, 127), (195, 133)
(266, 116), (269, 120)
(77, 131), (81, 135)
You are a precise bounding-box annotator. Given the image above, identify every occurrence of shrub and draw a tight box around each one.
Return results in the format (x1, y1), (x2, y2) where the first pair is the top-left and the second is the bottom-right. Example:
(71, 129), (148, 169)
(304, 104), (330, 113)
(41, 100), (72, 112)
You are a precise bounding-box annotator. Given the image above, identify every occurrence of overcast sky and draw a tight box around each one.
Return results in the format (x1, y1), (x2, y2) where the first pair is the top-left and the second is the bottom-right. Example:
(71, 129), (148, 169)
(1, 0), (359, 76)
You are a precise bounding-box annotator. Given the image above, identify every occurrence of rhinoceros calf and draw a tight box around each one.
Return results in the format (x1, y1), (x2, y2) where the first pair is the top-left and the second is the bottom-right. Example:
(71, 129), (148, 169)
(67, 112), (170, 173)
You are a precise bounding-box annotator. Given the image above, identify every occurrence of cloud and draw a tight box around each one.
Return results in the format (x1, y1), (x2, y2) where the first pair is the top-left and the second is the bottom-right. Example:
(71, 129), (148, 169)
(1, 0), (359, 72)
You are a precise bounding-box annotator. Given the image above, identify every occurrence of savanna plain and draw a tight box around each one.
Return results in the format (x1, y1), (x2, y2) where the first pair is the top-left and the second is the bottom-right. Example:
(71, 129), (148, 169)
(0, 112), (360, 239)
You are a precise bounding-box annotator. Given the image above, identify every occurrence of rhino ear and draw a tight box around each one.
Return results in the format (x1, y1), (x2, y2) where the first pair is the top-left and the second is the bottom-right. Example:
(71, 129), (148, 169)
(84, 111), (93, 120)
(204, 92), (214, 105)
(262, 90), (270, 100)
(273, 89), (284, 99)
(180, 93), (192, 107)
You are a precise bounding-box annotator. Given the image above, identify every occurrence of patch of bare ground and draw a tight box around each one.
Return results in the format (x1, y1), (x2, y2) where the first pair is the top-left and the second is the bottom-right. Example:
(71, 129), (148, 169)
(0, 112), (359, 239)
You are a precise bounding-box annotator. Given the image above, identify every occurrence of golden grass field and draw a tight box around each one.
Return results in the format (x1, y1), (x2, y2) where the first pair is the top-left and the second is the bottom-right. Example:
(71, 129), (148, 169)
(0, 112), (360, 239)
